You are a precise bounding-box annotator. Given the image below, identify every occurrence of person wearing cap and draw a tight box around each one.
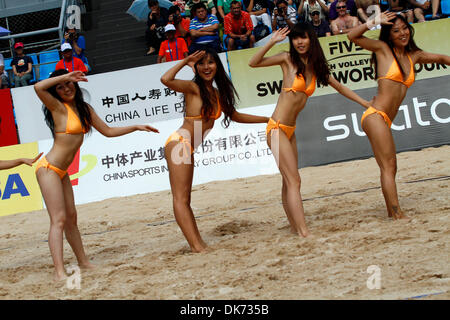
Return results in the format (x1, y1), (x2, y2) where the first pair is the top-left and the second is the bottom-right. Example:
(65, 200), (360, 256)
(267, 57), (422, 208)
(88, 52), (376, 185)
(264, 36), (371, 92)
(55, 43), (88, 73)
(62, 27), (90, 71)
(298, 0), (329, 23)
(157, 24), (189, 63)
(11, 42), (33, 87)
(308, 9), (331, 37)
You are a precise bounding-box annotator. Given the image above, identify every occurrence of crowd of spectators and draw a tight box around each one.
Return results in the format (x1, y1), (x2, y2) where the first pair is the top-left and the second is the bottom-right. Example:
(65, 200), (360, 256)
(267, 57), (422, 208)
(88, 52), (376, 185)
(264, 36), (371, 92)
(146, 0), (447, 63)
(0, 27), (90, 89)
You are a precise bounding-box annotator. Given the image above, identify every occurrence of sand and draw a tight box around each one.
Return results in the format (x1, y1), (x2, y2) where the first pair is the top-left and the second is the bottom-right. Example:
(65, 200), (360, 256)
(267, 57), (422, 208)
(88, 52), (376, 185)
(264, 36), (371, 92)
(0, 146), (449, 300)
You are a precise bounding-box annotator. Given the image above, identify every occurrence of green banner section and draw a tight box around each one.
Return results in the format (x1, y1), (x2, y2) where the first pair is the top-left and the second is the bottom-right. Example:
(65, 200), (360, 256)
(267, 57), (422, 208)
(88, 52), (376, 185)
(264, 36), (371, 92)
(228, 19), (450, 109)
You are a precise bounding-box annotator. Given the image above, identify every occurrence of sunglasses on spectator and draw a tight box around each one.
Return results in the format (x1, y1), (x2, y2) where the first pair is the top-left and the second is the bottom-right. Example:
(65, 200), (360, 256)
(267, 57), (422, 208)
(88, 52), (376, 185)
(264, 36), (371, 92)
(311, 12), (320, 15)
(337, 5), (346, 9)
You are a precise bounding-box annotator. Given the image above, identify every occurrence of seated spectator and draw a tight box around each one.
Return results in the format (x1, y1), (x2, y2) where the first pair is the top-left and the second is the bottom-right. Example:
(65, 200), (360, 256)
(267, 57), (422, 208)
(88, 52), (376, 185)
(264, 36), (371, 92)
(55, 43), (88, 73)
(330, 0), (360, 35)
(272, 0), (298, 30)
(62, 27), (90, 71)
(146, 0), (169, 55)
(189, 3), (221, 53)
(217, 0), (235, 20)
(0, 53), (8, 89)
(244, 0), (272, 31)
(387, 0), (414, 23)
(309, 9), (331, 37)
(184, 0), (216, 18)
(355, 0), (380, 23)
(11, 43), (33, 88)
(158, 24), (189, 63)
(410, 0), (441, 22)
(298, 0), (329, 23)
(168, 5), (192, 46)
(224, 1), (256, 50)
(329, 0), (357, 20)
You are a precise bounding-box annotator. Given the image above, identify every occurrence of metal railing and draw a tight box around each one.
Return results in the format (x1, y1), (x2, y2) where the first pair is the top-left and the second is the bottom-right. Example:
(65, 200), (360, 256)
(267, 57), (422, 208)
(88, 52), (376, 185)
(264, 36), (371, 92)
(0, 0), (68, 56)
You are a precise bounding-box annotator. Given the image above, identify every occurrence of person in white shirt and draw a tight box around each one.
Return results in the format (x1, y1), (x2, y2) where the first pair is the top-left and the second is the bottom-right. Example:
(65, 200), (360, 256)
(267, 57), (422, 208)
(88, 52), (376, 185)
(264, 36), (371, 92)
(272, 0), (298, 30)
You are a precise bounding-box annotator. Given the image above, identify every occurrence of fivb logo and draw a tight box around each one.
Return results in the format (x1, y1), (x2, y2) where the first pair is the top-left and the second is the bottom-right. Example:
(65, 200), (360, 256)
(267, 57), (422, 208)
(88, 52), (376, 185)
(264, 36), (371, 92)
(66, 4), (81, 30)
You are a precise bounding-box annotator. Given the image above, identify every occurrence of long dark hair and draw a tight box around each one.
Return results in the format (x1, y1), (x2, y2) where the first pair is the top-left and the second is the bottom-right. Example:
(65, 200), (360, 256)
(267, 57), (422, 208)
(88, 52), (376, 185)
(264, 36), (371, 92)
(372, 14), (421, 78)
(193, 48), (238, 128)
(43, 69), (92, 136)
(288, 22), (330, 87)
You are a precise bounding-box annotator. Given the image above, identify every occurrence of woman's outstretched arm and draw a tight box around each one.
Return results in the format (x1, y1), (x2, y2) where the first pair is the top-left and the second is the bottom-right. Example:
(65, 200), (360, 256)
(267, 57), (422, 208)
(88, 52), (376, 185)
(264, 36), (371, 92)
(415, 51), (450, 65)
(231, 111), (270, 123)
(89, 105), (159, 138)
(328, 76), (371, 109)
(248, 27), (290, 68)
(0, 152), (43, 170)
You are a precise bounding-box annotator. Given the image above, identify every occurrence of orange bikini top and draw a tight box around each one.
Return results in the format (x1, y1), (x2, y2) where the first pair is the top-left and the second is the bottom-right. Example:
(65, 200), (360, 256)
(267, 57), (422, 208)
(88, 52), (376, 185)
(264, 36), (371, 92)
(185, 92), (222, 120)
(377, 54), (415, 88)
(55, 103), (87, 135)
(283, 74), (316, 97)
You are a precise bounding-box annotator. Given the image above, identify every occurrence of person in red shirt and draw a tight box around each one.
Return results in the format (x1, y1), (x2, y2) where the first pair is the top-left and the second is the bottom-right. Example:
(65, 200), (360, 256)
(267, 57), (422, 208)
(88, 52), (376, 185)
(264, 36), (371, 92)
(157, 24), (189, 63)
(224, 1), (255, 50)
(55, 43), (88, 73)
(168, 5), (192, 47)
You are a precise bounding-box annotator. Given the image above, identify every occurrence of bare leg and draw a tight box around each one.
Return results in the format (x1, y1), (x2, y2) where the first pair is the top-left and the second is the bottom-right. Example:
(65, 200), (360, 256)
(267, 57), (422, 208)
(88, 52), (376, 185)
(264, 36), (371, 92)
(431, 0), (439, 17)
(165, 141), (207, 252)
(61, 174), (94, 270)
(36, 168), (67, 281)
(268, 129), (310, 237)
(281, 135), (300, 233)
(363, 114), (409, 220)
(414, 8), (425, 22)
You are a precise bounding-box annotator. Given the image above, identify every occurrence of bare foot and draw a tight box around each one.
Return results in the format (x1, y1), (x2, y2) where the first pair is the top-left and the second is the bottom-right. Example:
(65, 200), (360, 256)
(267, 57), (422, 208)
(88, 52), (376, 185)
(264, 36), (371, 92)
(191, 241), (209, 253)
(53, 272), (68, 282)
(79, 262), (96, 270)
(391, 206), (410, 221)
(146, 47), (155, 55)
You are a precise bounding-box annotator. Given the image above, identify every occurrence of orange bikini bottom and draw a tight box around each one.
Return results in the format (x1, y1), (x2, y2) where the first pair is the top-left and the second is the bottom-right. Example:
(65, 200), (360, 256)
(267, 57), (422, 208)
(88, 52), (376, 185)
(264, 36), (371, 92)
(266, 118), (296, 140)
(361, 106), (392, 128)
(35, 156), (67, 180)
(164, 131), (194, 155)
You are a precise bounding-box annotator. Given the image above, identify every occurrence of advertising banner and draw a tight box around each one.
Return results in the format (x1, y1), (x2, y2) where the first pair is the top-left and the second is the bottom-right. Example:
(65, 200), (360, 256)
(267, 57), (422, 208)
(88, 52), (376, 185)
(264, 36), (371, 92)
(12, 53), (229, 143)
(228, 19), (450, 108)
(0, 142), (43, 217)
(36, 107), (276, 205)
(0, 89), (19, 147)
(294, 76), (450, 167)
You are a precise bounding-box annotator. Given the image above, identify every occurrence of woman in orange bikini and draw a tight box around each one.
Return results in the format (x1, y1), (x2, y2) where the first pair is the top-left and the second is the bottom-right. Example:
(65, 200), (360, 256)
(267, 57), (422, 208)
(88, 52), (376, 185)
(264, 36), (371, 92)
(161, 48), (269, 253)
(249, 23), (370, 237)
(34, 69), (159, 281)
(348, 13), (450, 220)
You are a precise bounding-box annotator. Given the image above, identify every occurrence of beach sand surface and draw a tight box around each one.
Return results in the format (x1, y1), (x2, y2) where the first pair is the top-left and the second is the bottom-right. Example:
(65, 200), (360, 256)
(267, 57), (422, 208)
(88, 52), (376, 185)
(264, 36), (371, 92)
(0, 146), (449, 300)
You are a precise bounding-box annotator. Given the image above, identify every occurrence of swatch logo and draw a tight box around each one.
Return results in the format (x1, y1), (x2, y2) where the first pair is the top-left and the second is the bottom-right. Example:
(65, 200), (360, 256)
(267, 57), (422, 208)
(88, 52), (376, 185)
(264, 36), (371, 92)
(67, 149), (97, 186)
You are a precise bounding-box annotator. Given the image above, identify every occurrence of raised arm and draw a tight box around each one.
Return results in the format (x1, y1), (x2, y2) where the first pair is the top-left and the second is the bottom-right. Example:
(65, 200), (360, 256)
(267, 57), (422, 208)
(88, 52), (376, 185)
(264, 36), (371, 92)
(248, 27), (290, 68)
(231, 110), (270, 123)
(34, 71), (87, 112)
(0, 153), (43, 170)
(328, 76), (371, 109)
(88, 105), (158, 138)
(347, 11), (396, 52)
(160, 51), (204, 93)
